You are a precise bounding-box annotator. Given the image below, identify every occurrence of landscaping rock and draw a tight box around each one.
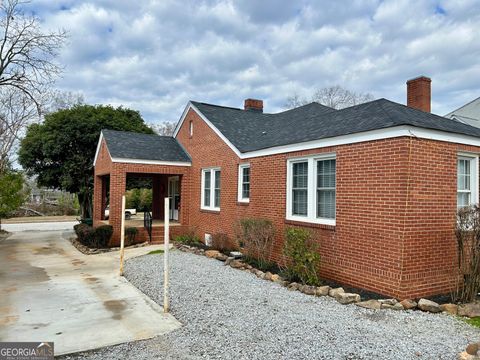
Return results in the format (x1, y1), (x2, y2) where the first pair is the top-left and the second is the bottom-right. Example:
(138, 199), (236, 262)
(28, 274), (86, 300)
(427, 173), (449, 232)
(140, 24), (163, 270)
(205, 250), (220, 258)
(458, 351), (478, 360)
(378, 299), (398, 306)
(271, 274), (280, 282)
(264, 272), (273, 281)
(400, 299), (417, 310)
(255, 270), (265, 279)
(440, 303), (458, 315)
(274, 279), (287, 287)
(328, 287), (345, 298)
(336, 293), (361, 305)
(229, 251), (243, 259)
(418, 298), (441, 313)
(315, 286), (331, 296)
(458, 303), (480, 318)
(215, 253), (228, 262)
(224, 257), (234, 266)
(380, 301), (403, 310)
(300, 285), (316, 296)
(466, 343), (480, 356)
(356, 299), (382, 310)
(287, 282), (300, 291)
(230, 260), (245, 269)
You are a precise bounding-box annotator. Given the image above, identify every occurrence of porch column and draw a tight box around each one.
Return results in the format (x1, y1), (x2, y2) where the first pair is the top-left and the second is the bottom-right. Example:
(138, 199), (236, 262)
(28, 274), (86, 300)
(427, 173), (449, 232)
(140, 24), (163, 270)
(109, 170), (126, 246)
(93, 175), (107, 226)
(152, 175), (167, 220)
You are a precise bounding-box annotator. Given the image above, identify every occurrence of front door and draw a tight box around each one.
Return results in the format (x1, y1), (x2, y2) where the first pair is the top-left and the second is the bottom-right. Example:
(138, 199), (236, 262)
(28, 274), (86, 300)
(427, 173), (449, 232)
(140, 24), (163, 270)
(168, 176), (180, 221)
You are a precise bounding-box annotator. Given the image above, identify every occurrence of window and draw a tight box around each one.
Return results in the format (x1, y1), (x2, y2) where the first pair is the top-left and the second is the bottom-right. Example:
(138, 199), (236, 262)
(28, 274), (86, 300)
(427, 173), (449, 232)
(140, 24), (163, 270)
(457, 155), (478, 209)
(286, 154), (336, 225)
(201, 168), (221, 210)
(189, 120), (193, 137)
(238, 164), (250, 202)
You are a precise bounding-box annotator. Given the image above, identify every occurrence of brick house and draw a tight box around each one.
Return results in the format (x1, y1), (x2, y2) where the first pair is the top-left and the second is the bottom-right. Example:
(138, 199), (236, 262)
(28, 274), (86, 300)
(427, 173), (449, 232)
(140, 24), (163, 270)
(93, 76), (480, 299)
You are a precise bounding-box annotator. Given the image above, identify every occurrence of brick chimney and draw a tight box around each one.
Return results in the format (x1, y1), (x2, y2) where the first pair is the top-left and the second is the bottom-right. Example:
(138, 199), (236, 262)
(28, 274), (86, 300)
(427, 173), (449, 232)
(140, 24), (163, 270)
(406, 76), (431, 112)
(244, 98), (263, 112)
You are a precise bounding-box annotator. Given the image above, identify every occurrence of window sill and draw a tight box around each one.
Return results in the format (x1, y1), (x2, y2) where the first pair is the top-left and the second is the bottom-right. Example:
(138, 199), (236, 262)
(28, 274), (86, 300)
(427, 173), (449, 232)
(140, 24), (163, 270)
(284, 219), (336, 231)
(200, 208), (220, 214)
(237, 200), (249, 206)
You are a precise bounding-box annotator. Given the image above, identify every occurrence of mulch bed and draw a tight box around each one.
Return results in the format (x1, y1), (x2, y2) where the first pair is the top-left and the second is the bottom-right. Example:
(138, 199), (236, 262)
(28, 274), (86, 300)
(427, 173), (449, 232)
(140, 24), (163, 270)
(70, 236), (149, 255)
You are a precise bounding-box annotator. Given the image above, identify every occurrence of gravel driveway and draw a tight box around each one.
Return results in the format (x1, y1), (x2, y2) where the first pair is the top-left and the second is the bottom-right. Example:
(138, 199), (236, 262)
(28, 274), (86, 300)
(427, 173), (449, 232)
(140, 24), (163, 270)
(62, 251), (480, 360)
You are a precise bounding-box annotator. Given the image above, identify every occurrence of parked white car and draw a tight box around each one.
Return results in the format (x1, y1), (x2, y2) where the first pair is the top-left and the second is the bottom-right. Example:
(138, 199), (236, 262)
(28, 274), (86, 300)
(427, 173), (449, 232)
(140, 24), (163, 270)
(104, 205), (137, 220)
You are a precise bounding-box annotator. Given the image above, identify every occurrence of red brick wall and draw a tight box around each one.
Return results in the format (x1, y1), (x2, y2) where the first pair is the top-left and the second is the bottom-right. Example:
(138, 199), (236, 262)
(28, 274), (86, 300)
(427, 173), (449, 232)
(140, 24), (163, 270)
(175, 108), (475, 299)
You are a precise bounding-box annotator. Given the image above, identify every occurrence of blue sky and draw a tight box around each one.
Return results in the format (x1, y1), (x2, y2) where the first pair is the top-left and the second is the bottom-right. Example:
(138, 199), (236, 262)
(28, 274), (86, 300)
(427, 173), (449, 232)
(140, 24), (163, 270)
(29, 0), (480, 124)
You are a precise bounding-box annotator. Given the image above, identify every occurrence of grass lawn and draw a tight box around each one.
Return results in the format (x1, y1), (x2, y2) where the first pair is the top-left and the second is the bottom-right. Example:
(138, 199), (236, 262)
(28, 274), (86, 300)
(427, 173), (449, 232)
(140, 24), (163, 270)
(464, 317), (480, 328)
(147, 249), (164, 255)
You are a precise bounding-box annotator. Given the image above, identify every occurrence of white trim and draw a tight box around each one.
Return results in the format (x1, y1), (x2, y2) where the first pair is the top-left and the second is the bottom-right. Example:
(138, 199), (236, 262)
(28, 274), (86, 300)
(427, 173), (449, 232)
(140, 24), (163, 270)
(237, 163), (250, 203)
(286, 153), (336, 226)
(93, 132), (105, 166)
(457, 153), (479, 208)
(111, 158), (191, 166)
(201, 167), (221, 211)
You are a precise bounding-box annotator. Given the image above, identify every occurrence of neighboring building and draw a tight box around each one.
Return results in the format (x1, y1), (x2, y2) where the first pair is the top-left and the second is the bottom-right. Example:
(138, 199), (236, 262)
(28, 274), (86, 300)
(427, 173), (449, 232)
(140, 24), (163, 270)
(445, 96), (480, 128)
(93, 76), (480, 299)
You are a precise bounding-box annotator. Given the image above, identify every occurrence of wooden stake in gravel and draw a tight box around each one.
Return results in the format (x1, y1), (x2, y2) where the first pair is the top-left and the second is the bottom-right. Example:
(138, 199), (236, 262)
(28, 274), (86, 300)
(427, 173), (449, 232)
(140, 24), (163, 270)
(119, 194), (126, 276)
(164, 197), (170, 313)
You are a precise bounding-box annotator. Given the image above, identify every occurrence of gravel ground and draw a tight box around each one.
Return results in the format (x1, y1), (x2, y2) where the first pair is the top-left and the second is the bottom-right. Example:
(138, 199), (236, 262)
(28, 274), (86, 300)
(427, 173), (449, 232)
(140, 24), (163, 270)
(61, 251), (480, 360)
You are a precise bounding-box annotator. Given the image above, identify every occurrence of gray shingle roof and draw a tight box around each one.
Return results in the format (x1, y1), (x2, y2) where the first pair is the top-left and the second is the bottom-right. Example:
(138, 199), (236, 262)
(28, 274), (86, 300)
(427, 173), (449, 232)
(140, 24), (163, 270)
(102, 129), (191, 163)
(191, 99), (480, 153)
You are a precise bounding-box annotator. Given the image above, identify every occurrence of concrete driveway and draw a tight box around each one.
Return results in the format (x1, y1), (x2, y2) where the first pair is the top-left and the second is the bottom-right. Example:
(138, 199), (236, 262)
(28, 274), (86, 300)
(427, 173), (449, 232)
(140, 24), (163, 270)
(0, 229), (180, 356)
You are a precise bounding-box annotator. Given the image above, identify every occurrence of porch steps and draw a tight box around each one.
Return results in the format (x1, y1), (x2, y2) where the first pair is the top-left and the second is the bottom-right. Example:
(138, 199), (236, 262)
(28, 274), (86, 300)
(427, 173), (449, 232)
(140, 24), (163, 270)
(150, 227), (165, 244)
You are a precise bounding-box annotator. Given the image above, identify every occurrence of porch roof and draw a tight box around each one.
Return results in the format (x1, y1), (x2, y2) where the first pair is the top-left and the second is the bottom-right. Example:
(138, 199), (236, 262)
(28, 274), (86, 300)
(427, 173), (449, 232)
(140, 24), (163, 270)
(100, 129), (191, 165)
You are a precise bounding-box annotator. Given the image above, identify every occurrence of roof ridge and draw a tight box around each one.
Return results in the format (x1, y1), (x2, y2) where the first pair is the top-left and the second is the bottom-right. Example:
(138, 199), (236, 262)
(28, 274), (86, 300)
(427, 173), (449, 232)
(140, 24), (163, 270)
(191, 101), (242, 111)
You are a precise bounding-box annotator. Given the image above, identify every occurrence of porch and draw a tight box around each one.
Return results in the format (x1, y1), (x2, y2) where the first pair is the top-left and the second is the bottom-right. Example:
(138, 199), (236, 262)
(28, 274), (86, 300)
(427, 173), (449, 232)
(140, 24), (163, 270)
(93, 129), (192, 246)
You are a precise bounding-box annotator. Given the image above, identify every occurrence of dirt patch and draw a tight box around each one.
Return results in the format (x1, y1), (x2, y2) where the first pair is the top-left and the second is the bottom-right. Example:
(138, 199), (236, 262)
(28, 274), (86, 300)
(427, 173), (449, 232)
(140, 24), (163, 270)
(71, 259), (86, 266)
(103, 300), (127, 320)
(0, 315), (19, 326)
(84, 277), (99, 283)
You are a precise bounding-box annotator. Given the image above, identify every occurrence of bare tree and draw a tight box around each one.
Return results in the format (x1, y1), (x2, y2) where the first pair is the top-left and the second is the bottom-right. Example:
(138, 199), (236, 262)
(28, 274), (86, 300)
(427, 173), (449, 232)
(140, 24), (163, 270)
(43, 90), (84, 113)
(150, 121), (177, 136)
(285, 85), (374, 110)
(0, 87), (37, 173)
(0, 0), (67, 107)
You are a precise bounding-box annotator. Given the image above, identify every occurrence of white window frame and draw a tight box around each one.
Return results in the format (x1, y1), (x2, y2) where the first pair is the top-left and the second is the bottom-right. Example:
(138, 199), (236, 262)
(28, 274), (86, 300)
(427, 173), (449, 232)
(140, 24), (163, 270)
(457, 153), (479, 209)
(237, 163), (250, 203)
(189, 120), (193, 137)
(201, 167), (221, 211)
(286, 153), (336, 226)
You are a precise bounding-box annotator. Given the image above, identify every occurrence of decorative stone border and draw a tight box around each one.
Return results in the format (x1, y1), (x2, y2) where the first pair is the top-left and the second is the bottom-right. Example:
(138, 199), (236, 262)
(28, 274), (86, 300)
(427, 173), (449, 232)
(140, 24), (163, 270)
(70, 237), (149, 255)
(176, 243), (478, 318)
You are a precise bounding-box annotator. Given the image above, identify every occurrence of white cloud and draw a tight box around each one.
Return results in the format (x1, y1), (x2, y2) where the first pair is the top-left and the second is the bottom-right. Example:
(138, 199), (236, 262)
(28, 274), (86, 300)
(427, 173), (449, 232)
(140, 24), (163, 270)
(28, 0), (480, 122)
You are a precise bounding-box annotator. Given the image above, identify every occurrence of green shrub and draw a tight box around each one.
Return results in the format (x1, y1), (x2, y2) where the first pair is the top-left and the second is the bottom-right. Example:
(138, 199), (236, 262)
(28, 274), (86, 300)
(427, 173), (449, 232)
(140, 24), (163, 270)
(211, 233), (238, 254)
(282, 227), (321, 286)
(174, 227), (200, 246)
(74, 223), (95, 247)
(94, 225), (114, 248)
(236, 218), (275, 269)
(125, 227), (138, 246)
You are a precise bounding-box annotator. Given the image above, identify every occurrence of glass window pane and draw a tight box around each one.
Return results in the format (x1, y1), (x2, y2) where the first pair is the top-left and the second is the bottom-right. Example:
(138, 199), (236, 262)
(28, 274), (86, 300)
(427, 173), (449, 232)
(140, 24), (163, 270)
(204, 171), (211, 207)
(214, 170), (221, 208)
(242, 183), (250, 199)
(317, 190), (335, 219)
(293, 189), (308, 216)
(241, 167), (250, 199)
(458, 192), (471, 209)
(293, 162), (308, 188)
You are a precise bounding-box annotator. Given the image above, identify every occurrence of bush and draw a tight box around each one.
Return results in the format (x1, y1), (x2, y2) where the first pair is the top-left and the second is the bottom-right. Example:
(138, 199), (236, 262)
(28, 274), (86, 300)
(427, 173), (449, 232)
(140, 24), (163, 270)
(94, 225), (114, 248)
(174, 227), (201, 246)
(125, 227), (138, 246)
(454, 205), (480, 303)
(236, 218), (275, 269)
(211, 233), (238, 254)
(281, 227), (321, 286)
(74, 223), (95, 247)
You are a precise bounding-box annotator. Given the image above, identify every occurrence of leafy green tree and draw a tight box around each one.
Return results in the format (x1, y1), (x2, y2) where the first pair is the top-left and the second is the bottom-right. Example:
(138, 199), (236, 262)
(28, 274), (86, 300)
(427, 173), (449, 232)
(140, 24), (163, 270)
(18, 105), (154, 218)
(0, 170), (27, 231)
